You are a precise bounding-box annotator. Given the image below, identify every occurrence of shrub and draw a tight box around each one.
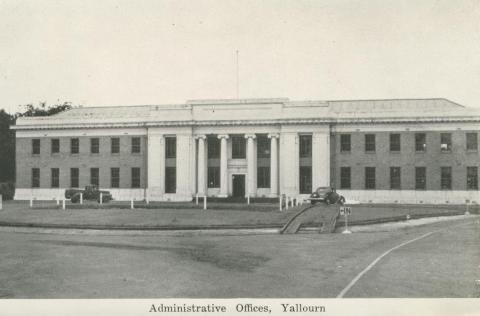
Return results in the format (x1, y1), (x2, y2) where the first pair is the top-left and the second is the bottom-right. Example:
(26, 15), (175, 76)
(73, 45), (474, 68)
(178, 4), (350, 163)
(0, 182), (15, 200)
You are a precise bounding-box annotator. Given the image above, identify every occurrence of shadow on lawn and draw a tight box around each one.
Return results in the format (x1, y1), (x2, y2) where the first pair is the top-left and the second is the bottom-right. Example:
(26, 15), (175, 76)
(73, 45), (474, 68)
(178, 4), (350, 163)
(33, 240), (270, 272)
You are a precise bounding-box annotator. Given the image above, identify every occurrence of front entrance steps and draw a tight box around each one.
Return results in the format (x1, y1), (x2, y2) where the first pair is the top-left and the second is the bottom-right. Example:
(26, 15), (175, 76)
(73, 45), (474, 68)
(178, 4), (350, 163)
(280, 203), (341, 234)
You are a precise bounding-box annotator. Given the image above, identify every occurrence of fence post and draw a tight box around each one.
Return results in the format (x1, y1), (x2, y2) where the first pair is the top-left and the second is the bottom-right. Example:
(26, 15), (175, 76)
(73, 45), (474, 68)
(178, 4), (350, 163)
(247, 195), (250, 205)
(62, 198), (66, 210)
(80, 193), (83, 205)
(30, 198), (33, 208)
(56, 198), (60, 205)
(279, 195), (282, 212)
(196, 193), (199, 205)
(99, 193), (103, 205)
(0, 194), (2, 211)
(131, 198), (134, 210)
(465, 199), (470, 215)
(203, 195), (207, 210)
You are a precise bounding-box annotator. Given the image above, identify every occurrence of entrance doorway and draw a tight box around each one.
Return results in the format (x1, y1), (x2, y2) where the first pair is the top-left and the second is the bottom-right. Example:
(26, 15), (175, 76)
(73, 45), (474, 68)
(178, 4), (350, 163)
(232, 174), (245, 197)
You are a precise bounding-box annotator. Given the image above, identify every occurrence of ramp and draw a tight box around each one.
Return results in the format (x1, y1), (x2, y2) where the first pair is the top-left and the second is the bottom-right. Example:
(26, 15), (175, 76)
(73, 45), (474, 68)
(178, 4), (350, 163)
(280, 204), (340, 234)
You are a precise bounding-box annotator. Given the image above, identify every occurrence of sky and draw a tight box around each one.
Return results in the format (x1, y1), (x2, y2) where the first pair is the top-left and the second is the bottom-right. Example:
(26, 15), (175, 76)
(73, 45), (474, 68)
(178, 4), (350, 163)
(1, 0), (480, 113)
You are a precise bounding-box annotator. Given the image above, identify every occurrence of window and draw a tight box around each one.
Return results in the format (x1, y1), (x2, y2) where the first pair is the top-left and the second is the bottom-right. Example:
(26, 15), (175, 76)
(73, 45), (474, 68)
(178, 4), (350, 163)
(32, 168), (40, 188)
(90, 168), (99, 186)
(131, 167), (140, 188)
(165, 137), (176, 158)
(257, 167), (270, 188)
(441, 167), (452, 190)
(51, 168), (59, 188)
(207, 166), (220, 188)
(299, 166), (312, 194)
(165, 167), (176, 193)
(257, 136), (270, 158)
(340, 134), (351, 152)
(111, 168), (120, 188)
(365, 134), (376, 152)
(415, 167), (426, 190)
(390, 167), (401, 190)
(231, 136), (246, 159)
(207, 138), (220, 158)
(466, 133), (478, 151)
(111, 138), (120, 154)
(51, 139), (60, 154)
(415, 133), (426, 152)
(390, 134), (401, 152)
(340, 167), (351, 189)
(299, 135), (312, 158)
(131, 137), (141, 154)
(71, 138), (79, 154)
(32, 139), (40, 155)
(467, 167), (478, 190)
(70, 168), (79, 188)
(440, 133), (452, 152)
(365, 167), (376, 189)
(90, 138), (99, 154)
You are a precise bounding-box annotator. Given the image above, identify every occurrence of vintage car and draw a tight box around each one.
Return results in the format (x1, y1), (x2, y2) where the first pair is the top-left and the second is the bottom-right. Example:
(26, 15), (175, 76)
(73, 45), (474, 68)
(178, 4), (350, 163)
(65, 185), (113, 203)
(309, 186), (345, 205)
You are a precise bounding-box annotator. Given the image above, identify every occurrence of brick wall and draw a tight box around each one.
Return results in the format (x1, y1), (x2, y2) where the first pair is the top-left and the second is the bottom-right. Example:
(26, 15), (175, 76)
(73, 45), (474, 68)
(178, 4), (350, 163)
(16, 136), (147, 189)
(331, 130), (480, 191)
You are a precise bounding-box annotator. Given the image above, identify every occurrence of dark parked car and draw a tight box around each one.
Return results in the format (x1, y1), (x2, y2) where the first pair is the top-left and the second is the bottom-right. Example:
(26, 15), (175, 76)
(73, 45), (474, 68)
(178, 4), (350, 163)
(309, 187), (345, 205)
(65, 185), (113, 203)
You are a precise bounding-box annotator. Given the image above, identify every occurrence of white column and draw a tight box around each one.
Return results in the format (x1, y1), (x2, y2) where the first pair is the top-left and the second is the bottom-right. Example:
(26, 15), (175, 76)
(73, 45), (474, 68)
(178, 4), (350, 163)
(176, 133), (194, 200)
(245, 134), (256, 196)
(147, 133), (165, 199)
(312, 133), (330, 189)
(280, 132), (298, 196)
(196, 135), (207, 195)
(268, 133), (279, 197)
(218, 134), (229, 197)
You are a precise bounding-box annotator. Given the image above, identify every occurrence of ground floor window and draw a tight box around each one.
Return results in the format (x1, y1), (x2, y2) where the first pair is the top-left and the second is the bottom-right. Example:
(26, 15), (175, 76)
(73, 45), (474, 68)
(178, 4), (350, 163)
(165, 167), (176, 193)
(70, 168), (79, 188)
(32, 168), (40, 188)
(207, 166), (220, 188)
(467, 166), (478, 190)
(441, 167), (452, 190)
(51, 168), (59, 188)
(111, 168), (120, 188)
(340, 167), (351, 189)
(90, 168), (99, 186)
(299, 166), (312, 194)
(415, 167), (426, 190)
(257, 166), (270, 188)
(131, 167), (140, 188)
(390, 167), (401, 190)
(365, 167), (376, 189)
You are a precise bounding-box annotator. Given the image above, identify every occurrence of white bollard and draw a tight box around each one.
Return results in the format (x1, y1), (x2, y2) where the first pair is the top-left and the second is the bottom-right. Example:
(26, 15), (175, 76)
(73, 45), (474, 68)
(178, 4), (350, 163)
(146, 195), (150, 205)
(80, 193), (83, 205)
(131, 198), (134, 210)
(62, 199), (66, 210)
(279, 195), (282, 212)
(203, 195), (207, 210)
(99, 193), (103, 205)
(247, 195), (250, 205)
(0, 195), (2, 211)
(465, 200), (470, 215)
(30, 198), (33, 208)
(56, 198), (60, 205)
(196, 193), (199, 205)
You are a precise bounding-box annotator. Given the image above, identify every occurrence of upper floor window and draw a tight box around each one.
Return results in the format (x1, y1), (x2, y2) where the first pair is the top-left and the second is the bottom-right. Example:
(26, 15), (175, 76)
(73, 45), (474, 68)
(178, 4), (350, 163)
(365, 134), (376, 152)
(111, 138), (120, 154)
(415, 133), (426, 152)
(231, 136), (246, 159)
(207, 137), (220, 159)
(71, 138), (79, 154)
(32, 139), (40, 155)
(390, 134), (401, 152)
(257, 136), (270, 158)
(340, 134), (351, 152)
(51, 139), (60, 154)
(440, 133), (452, 152)
(466, 133), (478, 151)
(90, 138), (99, 154)
(299, 135), (312, 158)
(165, 137), (176, 158)
(131, 137), (141, 154)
